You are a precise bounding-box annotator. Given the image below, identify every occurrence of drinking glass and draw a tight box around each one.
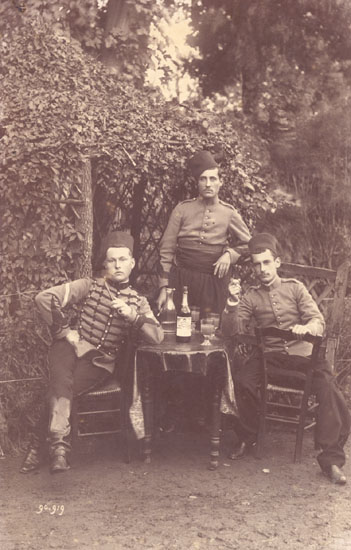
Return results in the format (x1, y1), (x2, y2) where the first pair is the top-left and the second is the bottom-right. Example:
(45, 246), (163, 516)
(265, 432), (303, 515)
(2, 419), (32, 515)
(200, 318), (214, 346)
(191, 306), (200, 333)
(208, 313), (220, 331)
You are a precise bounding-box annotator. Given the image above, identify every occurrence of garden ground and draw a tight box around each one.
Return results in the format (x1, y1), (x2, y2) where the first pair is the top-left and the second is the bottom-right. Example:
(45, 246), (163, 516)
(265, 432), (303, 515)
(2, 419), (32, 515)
(2, 424), (351, 550)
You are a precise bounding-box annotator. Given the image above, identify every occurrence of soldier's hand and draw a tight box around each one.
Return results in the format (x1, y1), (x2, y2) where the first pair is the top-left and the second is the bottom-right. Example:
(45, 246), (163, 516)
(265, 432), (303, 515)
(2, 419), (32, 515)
(291, 324), (310, 340)
(111, 298), (137, 323)
(228, 278), (241, 302)
(213, 251), (231, 278)
(155, 287), (167, 316)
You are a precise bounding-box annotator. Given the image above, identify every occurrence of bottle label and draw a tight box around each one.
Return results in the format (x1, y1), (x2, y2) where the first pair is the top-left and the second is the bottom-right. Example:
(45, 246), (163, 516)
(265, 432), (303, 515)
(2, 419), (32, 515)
(176, 316), (192, 337)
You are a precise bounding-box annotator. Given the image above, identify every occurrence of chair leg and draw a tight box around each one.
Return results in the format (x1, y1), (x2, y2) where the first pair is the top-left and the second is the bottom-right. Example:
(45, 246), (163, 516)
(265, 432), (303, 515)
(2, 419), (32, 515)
(294, 423), (304, 463)
(294, 407), (308, 463)
(255, 413), (265, 459)
(255, 387), (267, 459)
(70, 401), (79, 445)
(120, 392), (131, 464)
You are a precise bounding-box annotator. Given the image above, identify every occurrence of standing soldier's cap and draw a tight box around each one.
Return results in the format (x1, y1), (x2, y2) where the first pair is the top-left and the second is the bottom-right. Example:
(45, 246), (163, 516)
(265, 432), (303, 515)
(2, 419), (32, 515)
(248, 233), (279, 256)
(100, 231), (134, 261)
(189, 150), (218, 180)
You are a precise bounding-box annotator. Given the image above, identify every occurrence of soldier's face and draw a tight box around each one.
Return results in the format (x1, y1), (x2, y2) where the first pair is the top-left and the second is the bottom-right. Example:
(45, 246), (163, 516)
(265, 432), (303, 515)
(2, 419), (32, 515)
(104, 247), (135, 283)
(197, 168), (222, 199)
(252, 249), (281, 285)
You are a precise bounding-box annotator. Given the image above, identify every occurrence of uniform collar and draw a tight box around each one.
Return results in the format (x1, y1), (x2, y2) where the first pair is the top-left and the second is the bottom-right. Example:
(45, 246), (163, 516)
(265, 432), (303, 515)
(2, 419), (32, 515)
(261, 275), (281, 291)
(197, 195), (220, 206)
(105, 279), (130, 291)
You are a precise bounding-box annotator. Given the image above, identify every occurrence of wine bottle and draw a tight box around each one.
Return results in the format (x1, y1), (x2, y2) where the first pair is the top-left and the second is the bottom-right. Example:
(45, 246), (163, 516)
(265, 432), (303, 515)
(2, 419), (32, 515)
(159, 288), (177, 339)
(176, 286), (191, 343)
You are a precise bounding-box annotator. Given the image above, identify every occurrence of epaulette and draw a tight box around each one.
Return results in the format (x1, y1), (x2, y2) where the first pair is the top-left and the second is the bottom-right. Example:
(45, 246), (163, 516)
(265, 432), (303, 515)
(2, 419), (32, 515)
(281, 277), (302, 285)
(245, 284), (261, 294)
(219, 199), (237, 211)
(179, 198), (197, 205)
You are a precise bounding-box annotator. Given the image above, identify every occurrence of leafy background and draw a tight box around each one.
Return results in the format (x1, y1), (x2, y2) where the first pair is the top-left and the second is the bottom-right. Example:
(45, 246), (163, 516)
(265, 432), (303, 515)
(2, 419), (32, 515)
(1, 0), (351, 450)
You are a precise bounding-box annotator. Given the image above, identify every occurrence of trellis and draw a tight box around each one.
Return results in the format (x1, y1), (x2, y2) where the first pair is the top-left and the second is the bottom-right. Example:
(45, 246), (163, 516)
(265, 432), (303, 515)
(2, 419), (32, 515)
(92, 157), (257, 297)
(93, 158), (192, 295)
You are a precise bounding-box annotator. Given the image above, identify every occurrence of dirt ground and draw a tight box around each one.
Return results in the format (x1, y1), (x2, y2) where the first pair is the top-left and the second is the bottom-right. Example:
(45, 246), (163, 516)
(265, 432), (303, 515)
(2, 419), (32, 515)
(2, 424), (351, 550)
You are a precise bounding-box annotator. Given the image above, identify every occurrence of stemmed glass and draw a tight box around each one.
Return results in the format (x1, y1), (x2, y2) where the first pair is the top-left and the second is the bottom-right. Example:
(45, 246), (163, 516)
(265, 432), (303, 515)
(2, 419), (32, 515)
(207, 313), (220, 339)
(190, 306), (200, 333)
(200, 318), (215, 346)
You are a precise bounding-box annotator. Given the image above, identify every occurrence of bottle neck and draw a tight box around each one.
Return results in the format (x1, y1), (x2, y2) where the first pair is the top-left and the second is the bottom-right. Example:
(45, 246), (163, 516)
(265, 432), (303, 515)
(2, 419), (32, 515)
(180, 290), (190, 312)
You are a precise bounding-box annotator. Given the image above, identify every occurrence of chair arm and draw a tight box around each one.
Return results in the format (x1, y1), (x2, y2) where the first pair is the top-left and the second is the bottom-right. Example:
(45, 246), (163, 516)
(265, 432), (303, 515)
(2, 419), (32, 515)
(255, 326), (322, 346)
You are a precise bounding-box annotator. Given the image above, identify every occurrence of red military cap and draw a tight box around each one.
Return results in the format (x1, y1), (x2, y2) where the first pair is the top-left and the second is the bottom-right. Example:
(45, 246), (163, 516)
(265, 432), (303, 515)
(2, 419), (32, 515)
(248, 233), (279, 256)
(188, 150), (218, 180)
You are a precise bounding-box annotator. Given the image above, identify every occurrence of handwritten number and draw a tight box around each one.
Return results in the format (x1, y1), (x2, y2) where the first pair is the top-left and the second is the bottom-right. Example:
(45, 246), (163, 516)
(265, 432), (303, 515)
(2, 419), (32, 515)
(36, 504), (64, 515)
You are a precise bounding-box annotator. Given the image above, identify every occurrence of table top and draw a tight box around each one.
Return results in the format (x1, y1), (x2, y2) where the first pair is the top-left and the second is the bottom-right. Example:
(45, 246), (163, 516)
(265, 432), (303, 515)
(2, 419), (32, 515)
(137, 332), (227, 355)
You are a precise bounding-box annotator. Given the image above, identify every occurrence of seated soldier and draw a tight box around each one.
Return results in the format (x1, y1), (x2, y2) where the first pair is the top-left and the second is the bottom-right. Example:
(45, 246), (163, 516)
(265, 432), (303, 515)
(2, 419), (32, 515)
(221, 232), (350, 485)
(20, 231), (163, 474)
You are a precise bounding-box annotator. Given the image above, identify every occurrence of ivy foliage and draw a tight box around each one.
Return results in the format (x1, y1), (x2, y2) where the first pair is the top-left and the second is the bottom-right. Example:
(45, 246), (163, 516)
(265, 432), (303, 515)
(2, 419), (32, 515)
(0, 16), (274, 390)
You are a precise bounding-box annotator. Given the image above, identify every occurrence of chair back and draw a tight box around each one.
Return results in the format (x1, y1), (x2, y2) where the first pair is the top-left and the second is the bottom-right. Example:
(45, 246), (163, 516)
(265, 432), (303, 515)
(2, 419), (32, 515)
(279, 261), (350, 368)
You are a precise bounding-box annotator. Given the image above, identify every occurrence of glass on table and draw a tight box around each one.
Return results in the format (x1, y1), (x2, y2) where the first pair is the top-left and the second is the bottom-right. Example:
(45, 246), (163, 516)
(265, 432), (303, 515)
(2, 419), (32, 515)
(190, 306), (200, 332)
(200, 318), (215, 346)
(207, 313), (220, 330)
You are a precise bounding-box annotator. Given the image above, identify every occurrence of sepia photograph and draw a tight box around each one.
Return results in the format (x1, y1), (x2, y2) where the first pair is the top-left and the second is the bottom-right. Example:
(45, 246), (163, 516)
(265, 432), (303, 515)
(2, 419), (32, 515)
(1, 1), (351, 549)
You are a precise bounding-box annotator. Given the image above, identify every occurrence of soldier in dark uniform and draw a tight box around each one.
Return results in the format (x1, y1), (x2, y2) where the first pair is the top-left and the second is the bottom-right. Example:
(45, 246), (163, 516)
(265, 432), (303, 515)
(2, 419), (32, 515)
(155, 151), (250, 432)
(221, 233), (350, 484)
(20, 232), (163, 474)
(156, 150), (251, 315)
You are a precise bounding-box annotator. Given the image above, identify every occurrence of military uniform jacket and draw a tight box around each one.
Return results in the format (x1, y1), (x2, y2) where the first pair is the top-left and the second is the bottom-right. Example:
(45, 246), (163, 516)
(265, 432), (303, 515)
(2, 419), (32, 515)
(35, 278), (163, 373)
(221, 276), (325, 356)
(159, 196), (251, 287)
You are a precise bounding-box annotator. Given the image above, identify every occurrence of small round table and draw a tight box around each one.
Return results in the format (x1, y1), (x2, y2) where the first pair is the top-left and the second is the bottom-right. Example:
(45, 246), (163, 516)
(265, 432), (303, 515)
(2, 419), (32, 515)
(136, 332), (232, 470)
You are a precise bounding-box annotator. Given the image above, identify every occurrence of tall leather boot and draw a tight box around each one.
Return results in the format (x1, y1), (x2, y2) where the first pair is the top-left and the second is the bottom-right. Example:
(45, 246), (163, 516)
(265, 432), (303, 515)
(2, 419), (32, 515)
(49, 436), (71, 474)
(48, 396), (72, 474)
(20, 432), (42, 473)
(20, 401), (48, 474)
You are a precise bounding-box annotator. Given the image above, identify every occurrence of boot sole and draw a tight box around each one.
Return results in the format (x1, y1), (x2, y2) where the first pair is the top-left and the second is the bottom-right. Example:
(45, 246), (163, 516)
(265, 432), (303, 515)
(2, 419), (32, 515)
(50, 465), (71, 474)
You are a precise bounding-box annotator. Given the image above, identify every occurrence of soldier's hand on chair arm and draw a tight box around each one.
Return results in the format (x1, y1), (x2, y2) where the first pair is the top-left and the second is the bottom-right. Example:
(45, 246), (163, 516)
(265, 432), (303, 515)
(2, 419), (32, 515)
(291, 322), (322, 339)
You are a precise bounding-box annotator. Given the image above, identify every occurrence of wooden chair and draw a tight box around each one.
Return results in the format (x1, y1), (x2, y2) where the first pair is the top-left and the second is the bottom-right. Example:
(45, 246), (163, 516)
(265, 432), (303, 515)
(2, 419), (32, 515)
(279, 261), (350, 370)
(71, 342), (136, 463)
(253, 260), (350, 462)
(255, 326), (322, 463)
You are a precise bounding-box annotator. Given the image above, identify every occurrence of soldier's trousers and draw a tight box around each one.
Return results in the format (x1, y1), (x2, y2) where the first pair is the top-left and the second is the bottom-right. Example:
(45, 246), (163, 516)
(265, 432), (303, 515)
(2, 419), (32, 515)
(232, 351), (351, 471)
(46, 340), (108, 448)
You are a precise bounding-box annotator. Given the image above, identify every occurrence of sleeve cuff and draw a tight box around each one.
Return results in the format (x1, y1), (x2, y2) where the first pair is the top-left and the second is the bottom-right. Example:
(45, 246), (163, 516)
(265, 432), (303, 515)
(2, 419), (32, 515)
(133, 314), (148, 330)
(158, 276), (169, 289)
(224, 298), (239, 313)
(226, 249), (241, 265)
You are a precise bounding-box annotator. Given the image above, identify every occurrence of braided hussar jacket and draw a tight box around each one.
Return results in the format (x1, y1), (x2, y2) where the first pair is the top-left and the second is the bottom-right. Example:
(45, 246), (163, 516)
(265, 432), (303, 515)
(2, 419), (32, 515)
(35, 278), (163, 373)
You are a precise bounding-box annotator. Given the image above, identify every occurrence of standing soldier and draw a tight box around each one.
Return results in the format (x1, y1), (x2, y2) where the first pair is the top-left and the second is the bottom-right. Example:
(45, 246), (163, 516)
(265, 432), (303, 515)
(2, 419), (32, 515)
(155, 150), (251, 431)
(156, 150), (251, 315)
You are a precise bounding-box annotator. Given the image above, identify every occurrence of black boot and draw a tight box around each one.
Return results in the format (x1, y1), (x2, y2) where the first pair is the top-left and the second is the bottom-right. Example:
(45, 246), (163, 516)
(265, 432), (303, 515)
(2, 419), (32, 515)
(20, 401), (48, 474)
(49, 436), (71, 474)
(20, 434), (42, 473)
(50, 445), (70, 473)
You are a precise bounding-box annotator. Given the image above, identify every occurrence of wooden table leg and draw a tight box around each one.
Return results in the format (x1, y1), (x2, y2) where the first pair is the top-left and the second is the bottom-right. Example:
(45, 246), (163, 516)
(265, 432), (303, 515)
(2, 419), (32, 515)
(208, 354), (226, 471)
(140, 353), (153, 464)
